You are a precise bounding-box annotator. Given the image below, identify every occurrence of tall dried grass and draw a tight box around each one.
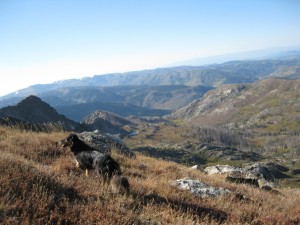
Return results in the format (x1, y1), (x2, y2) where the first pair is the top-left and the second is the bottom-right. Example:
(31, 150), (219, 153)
(0, 126), (299, 224)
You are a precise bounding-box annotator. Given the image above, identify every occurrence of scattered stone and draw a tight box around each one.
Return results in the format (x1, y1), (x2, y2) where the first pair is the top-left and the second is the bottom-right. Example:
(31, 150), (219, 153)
(204, 165), (243, 176)
(170, 177), (230, 198)
(261, 185), (283, 196)
(189, 164), (205, 171)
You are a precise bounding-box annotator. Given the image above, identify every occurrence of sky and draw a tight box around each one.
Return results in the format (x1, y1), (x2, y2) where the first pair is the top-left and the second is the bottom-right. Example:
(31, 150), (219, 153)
(0, 0), (300, 96)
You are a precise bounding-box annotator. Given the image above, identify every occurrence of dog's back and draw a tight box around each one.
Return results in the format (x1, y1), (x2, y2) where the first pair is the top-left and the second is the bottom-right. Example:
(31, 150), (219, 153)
(75, 150), (105, 170)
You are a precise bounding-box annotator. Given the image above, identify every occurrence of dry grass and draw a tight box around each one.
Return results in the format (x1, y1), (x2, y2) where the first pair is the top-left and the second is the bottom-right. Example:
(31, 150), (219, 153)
(0, 126), (300, 224)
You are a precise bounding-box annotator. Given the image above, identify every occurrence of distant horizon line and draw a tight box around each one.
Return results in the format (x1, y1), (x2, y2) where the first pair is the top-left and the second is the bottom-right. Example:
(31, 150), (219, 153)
(2, 45), (300, 97)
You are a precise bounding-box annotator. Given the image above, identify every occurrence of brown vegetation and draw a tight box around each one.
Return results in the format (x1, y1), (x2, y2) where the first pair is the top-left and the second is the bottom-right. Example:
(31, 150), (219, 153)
(110, 174), (130, 195)
(0, 126), (300, 224)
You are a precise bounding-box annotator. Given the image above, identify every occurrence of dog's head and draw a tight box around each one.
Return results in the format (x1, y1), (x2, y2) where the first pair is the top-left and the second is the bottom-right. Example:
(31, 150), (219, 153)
(59, 134), (79, 148)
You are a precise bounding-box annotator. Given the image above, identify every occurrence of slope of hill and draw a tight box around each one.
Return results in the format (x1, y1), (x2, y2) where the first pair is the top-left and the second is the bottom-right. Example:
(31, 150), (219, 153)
(1, 127), (300, 224)
(169, 78), (300, 126)
(168, 78), (300, 157)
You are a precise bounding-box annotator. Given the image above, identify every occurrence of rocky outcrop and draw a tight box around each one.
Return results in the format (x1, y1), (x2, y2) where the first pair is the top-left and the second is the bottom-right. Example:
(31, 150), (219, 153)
(204, 163), (280, 185)
(79, 130), (136, 158)
(204, 165), (244, 177)
(170, 177), (230, 198)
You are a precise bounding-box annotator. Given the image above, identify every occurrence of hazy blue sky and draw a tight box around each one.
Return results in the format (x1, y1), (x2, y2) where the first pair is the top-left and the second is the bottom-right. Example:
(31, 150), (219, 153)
(0, 0), (300, 96)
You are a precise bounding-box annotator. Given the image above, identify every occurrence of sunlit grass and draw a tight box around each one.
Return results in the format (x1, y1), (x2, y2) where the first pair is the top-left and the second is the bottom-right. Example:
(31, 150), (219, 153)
(0, 126), (300, 224)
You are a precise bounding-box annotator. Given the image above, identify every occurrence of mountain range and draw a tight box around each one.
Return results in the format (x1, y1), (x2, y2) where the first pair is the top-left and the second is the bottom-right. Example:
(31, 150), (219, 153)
(0, 51), (299, 135)
(1, 48), (300, 102)
(1, 56), (299, 121)
(1, 58), (300, 101)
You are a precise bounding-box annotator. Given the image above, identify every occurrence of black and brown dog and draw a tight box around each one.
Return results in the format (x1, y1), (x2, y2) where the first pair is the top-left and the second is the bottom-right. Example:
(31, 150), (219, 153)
(60, 134), (121, 183)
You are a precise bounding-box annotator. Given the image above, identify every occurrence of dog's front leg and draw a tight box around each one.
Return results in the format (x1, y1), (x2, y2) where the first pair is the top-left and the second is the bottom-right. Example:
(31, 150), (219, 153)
(85, 169), (89, 177)
(75, 159), (80, 168)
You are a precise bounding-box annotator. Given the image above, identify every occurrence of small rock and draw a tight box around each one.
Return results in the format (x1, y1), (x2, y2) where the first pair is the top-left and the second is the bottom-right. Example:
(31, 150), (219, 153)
(261, 185), (283, 196)
(189, 165), (198, 170)
(204, 165), (243, 176)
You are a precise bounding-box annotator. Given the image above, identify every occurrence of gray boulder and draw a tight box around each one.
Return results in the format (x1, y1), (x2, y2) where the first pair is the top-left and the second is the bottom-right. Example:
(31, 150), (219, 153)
(204, 163), (276, 183)
(170, 177), (230, 198)
(243, 163), (275, 182)
(204, 165), (244, 177)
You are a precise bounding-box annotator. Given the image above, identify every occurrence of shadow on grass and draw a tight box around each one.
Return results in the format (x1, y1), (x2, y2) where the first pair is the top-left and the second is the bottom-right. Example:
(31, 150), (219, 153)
(129, 192), (228, 224)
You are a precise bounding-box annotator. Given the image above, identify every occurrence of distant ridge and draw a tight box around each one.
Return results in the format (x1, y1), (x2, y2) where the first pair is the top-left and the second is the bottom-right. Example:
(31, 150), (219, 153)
(0, 54), (299, 124)
(1, 53), (300, 100)
(170, 47), (300, 66)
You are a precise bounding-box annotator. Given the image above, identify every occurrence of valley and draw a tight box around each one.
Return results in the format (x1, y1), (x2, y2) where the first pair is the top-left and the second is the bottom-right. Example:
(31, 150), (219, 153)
(1, 55), (300, 224)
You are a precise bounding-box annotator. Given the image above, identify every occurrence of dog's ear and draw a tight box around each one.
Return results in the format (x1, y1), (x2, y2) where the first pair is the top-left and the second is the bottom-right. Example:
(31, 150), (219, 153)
(68, 134), (77, 144)
(70, 134), (79, 141)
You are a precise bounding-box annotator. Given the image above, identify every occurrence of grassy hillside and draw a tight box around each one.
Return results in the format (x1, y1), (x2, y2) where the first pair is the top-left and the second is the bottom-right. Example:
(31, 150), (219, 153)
(1, 126), (300, 224)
